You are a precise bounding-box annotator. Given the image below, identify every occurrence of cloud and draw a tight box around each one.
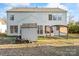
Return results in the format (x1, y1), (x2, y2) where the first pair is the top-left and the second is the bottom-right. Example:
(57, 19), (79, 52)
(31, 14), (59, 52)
(46, 3), (59, 8)
(74, 4), (79, 13)
(46, 3), (68, 10)
(76, 3), (79, 8)
(5, 3), (31, 10)
(9, 3), (30, 7)
(70, 16), (79, 22)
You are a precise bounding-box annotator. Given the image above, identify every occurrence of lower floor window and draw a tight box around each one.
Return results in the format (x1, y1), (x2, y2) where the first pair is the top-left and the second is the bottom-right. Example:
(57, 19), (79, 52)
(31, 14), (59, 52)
(45, 26), (53, 33)
(37, 25), (43, 34)
(10, 25), (18, 33)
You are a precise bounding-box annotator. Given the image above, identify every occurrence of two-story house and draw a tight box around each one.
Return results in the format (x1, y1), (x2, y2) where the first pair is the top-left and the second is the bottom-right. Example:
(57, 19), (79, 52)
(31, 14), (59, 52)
(7, 8), (68, 37)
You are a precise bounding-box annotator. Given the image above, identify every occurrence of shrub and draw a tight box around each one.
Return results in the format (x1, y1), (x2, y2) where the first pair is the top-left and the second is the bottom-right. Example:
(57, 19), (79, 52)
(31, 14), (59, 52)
(68, 22), (79, 33)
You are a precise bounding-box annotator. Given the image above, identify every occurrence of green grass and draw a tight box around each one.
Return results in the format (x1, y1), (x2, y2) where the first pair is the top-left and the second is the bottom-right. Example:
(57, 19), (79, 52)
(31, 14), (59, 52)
(0, 36), (16, 44)
(0, 33), (78, 44)
(38, 34), (79, 40)
(37, 34), (79, 46)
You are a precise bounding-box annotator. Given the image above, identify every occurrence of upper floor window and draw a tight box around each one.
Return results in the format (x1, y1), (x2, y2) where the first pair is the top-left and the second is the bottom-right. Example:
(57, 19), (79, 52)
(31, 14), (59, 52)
(58, 16), (62, 20)
(53, 15), (62, 20)
(10, 15), (14, 20)
(49, 14), (52, 20)
(53, 15), (57, 20)
(48, 14), (62, 21)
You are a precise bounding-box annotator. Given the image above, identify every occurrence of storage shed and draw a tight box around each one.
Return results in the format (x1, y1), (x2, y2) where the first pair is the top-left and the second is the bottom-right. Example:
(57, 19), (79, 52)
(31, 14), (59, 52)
(21, 23), (37, 42)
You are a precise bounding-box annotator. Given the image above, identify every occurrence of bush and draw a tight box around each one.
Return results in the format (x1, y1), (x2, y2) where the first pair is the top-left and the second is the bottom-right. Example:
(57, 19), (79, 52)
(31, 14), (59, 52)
(68, 22), (79, 33)
(0, 33), (7, 37)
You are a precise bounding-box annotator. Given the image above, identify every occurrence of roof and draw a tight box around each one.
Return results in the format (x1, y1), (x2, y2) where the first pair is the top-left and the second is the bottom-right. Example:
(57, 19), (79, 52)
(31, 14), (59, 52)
(51, 25), (68, 27)
(7, 8), (67, 13)
(21, 23), (37, 28)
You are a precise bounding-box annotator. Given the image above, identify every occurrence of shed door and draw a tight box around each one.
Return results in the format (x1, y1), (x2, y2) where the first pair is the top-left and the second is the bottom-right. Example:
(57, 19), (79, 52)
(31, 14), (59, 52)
(21, 28), (29, 40)
(21, 28), (37, 41)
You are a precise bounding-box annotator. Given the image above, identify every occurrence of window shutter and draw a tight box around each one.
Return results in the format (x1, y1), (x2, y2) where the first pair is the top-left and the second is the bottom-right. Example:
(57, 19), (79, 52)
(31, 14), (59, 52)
(49, 14), (52, 20)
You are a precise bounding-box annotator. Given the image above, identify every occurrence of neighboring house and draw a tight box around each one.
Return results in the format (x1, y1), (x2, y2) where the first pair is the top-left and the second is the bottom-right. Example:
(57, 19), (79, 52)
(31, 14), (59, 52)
(0, 18), (6, 33)
(7, 8), (68, 37)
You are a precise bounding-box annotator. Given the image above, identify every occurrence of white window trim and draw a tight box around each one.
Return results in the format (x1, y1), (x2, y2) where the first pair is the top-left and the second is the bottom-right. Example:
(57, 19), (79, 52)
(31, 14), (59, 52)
(10, 25), (18, 33)
(52, 14), (62, 20)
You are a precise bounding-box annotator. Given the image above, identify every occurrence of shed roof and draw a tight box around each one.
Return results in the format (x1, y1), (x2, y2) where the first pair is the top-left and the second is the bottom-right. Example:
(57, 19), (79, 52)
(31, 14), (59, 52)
(21, 23), (37, 28)
(7, 8), (67, 12)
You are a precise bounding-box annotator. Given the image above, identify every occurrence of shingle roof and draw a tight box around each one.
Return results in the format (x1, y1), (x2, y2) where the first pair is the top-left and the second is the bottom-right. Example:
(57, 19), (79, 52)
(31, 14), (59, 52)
(21, 23), (37, 28)
(7, 8), (67, 12)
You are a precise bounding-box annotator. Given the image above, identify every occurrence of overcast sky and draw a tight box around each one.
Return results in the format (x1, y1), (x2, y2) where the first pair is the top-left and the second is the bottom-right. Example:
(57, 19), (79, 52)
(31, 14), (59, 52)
(0, 3), (79, 21)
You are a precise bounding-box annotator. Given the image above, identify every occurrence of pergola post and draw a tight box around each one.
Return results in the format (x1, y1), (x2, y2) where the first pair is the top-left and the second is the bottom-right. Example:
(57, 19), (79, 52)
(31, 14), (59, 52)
(59, 26), (60, 37)
(67, 26), (68, 39)
(50, 26), (51, 37)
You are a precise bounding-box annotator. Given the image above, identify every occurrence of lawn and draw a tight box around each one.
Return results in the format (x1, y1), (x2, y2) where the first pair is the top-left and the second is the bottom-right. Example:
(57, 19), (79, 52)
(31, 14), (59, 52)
(0, 36), (16, 44)
(0, 34), (78, 47)
(0, 34), (79, 46)
(0, 34), (78, 56)
(37, 34), (79, 46)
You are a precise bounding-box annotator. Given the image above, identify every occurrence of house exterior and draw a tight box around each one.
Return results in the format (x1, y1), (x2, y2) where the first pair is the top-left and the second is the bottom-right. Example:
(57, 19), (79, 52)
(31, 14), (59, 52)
(7, 8), (68, 37)
(0, 18), (6, 33)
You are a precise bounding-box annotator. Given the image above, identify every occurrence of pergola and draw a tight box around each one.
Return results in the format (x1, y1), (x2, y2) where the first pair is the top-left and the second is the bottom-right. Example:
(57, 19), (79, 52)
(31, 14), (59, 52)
(45, 25), (68, 39)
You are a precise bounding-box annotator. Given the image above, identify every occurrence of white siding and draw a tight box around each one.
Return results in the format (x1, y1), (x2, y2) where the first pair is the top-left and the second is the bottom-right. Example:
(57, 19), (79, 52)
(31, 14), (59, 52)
(7, 12), (67, 36)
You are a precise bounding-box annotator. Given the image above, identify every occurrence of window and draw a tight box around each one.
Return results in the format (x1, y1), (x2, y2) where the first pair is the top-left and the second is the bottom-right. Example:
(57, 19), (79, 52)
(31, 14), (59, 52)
(49, 14), (62, 20)
(53, 15), (57, 20)
(58, 16), (62, 20)
(10, 26), (18, 33)
(49, 14), (52, 20)
(37, 25), (43, 34)
(10, 26), (13, 33)
(15, 26), (18, 33)
(10, 15), (14, 20)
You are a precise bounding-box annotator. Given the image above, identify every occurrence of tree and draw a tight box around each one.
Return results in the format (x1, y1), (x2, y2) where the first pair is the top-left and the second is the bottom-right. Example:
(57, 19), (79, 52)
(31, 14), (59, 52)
(68, 21), (79, 33)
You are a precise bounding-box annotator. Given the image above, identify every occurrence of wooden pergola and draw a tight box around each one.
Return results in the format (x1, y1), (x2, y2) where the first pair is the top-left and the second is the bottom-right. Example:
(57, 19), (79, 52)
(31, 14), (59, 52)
(45, 25), (68, 39)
